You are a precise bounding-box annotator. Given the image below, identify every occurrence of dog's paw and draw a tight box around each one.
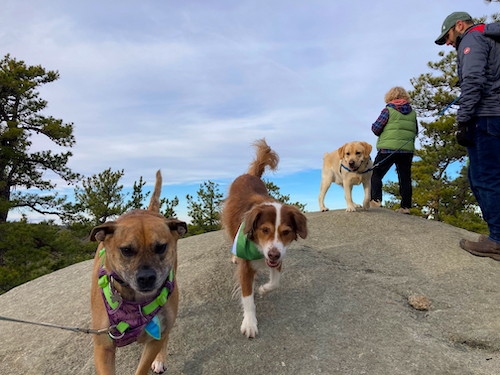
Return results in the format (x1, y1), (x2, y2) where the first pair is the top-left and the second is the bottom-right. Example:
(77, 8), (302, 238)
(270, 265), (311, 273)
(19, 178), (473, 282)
(258, 284), (267, 296)
(241, 317), (258, 338)
(231, 255), (239, 264)
(345, 206), (356, 212)
(321, 207), (329, 212)
(258, 283), (275, 296)
(151, 360), (166, 374)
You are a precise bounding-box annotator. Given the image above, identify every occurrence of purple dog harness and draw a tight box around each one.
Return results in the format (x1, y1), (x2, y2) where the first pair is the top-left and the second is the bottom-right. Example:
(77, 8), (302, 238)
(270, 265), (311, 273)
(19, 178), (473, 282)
(97, 248), (175, 347)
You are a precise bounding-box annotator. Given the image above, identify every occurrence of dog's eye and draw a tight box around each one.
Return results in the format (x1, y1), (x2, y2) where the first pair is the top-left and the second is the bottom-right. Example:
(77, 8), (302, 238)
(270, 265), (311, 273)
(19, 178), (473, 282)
(356, 151), (361, 155)
(282, 230), (290, 236)
(346, 152), (350, 156)
(155, 244), (168, 254)
(261, 228), (269, 235)
(120, 247), (134, 257)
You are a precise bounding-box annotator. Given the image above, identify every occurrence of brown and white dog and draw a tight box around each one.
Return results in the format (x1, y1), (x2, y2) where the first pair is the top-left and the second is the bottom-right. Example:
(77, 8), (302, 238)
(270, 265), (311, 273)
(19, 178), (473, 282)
(221, 139), (308, 338)
(90, 170), (187, 375)
(319, 141), (373, 212)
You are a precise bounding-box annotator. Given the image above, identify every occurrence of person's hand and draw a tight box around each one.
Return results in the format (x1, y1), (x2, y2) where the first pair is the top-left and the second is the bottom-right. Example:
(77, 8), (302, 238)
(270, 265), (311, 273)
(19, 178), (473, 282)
(456, 121), (475, 147)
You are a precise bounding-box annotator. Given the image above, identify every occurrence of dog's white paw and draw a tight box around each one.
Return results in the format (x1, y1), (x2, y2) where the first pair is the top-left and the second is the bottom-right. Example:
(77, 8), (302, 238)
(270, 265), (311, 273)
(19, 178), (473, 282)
(258, 284), (267, 295)
(241, 317), (258, 338)
(151, 360), (166, 373)
(258, 284), (270, 296)
(346, 206), (356, 212)
(231, 255), (238, 264)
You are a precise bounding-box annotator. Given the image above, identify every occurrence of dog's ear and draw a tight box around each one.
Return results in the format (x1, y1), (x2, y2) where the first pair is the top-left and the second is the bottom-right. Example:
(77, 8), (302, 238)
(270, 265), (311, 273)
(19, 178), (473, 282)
(362, 142), (372, 159)
(243, 206), (262, 241)
(165, 218), (187, 237)
(337, 144), (346, 159)
(285, 205), (308, 240)
(90, 222), (118, 242)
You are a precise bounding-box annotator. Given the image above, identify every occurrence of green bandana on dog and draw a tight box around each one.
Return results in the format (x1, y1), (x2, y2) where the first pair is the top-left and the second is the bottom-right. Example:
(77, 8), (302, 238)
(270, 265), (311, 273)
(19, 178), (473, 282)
(231, 222), (264, 260)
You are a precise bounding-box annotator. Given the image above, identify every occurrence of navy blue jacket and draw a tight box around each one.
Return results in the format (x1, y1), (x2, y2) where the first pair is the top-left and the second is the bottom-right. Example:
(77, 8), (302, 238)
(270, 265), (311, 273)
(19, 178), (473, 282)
(456, 23), (500, 123)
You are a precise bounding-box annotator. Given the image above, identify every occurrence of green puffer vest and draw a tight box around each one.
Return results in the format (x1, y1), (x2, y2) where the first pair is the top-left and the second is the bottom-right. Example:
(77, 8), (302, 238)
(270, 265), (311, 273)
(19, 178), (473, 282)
(376, 107), (417, 152)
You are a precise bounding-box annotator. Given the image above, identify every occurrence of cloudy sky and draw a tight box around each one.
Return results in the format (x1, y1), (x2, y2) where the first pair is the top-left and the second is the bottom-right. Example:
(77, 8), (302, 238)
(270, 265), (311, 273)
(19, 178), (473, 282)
(2, 0), (496, 222)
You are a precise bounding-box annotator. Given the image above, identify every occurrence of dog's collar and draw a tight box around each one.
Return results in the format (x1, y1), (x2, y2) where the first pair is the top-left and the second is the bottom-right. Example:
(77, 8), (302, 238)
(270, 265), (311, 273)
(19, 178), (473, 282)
(97, 248), (175, 347)
(340, 157), (373, 174)
(231, 222), (264, 260)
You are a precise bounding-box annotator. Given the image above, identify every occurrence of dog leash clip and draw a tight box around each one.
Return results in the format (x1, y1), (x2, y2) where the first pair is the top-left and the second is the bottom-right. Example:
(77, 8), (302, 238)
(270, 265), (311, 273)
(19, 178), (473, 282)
(108, 326), (125, 340)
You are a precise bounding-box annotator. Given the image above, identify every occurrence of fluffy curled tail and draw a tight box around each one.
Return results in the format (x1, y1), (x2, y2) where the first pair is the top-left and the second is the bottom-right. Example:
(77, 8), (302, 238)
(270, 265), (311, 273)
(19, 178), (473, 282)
(247, 138), (279, 178)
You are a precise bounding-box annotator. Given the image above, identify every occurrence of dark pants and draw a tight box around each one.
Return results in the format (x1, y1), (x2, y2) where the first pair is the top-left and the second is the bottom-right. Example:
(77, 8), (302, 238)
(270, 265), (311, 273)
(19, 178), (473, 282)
(467, 117), (500, 243)
(370, 151), (413, 209)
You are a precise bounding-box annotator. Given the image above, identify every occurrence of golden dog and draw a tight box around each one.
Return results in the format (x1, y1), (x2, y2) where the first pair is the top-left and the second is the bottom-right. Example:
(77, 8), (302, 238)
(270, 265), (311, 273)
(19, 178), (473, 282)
(90, 170), (187, 375)
(319, 141), (373, 212)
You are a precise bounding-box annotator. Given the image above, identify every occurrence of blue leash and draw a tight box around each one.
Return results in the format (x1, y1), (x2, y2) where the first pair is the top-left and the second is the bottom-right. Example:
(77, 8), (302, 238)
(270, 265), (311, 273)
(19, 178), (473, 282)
(372, 96), (460, 169)
(437, 96), (460, 117)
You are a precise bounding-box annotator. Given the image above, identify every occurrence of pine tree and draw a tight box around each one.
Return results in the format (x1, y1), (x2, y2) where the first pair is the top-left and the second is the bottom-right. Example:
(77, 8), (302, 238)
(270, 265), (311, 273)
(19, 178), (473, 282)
(0, 54), (79, 222)
(74, 168), (127, 225)
(186, 180), (223, 233)
(127, 176), (150, 210)
(160, 196), (179, 218)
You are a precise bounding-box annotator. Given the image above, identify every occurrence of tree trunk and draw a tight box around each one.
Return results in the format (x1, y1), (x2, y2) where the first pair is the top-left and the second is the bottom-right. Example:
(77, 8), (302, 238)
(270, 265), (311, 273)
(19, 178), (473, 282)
(0, 187), (10, 223)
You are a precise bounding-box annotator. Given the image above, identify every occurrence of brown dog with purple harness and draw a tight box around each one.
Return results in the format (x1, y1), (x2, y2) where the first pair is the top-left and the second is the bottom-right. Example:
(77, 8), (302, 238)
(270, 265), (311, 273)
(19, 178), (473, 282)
(90, 170), (186, 375)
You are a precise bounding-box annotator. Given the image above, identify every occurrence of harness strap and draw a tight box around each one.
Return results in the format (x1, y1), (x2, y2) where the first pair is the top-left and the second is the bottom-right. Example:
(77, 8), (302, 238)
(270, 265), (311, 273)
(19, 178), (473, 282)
(116, 321), (130, 333)
(98, 274), (120, 310)
(142, 269), (174, 315)
(97, 248), (175, 347)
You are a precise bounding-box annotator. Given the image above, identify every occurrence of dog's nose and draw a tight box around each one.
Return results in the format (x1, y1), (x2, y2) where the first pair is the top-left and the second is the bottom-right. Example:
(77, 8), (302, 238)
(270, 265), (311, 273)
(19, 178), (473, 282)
(267, 249), (281, 262)
(137, 268), (157, 290)
(349, 160), (355, 167)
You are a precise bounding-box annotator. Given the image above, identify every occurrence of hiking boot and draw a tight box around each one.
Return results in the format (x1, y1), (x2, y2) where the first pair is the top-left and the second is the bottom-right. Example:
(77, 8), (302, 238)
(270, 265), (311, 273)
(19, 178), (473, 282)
(370, 199), (382, 208)
(478, 234), (489, 242)
(460, 238), (500, 261)
(396, 208), (410, 214)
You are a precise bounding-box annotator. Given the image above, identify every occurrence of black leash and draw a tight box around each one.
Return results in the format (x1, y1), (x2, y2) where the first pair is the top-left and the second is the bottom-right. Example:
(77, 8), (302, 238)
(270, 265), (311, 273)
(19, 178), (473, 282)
(372, 96), (460, 170)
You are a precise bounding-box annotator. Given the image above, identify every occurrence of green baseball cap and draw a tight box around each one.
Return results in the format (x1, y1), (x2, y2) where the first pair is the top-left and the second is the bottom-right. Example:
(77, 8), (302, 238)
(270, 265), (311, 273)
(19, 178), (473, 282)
(435, 11), (472, 45)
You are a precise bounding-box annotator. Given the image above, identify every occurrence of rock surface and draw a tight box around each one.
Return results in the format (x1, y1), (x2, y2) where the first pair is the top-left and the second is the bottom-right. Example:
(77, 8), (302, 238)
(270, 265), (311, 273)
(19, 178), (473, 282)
(1, 208), (500, 374)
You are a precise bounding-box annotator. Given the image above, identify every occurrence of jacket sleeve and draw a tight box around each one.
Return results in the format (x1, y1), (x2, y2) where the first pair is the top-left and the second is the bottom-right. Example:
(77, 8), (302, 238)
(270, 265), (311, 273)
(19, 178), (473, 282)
(372, 108), (389, 136)
(457, 32), (490, 123)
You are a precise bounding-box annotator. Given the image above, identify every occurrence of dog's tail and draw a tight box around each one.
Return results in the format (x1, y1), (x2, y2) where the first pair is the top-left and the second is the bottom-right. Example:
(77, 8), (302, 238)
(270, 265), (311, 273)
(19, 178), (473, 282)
(148, 170), (162, 212)
(247, 138), (279, 178)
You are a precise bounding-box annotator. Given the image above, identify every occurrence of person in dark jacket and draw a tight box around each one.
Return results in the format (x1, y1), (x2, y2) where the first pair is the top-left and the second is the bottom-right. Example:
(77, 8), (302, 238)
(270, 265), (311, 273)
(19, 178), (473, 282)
(436, 12), (500, 259)
(370, 86), (418, 214)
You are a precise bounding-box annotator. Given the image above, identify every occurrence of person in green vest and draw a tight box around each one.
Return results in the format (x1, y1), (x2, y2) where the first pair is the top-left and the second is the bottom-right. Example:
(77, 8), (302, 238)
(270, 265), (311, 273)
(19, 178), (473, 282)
(369, 86), (418, 214)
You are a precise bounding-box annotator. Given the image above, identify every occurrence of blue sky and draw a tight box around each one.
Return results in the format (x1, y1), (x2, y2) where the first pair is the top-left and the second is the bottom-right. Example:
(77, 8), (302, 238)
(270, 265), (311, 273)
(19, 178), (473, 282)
(2, 0), (495, 223)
